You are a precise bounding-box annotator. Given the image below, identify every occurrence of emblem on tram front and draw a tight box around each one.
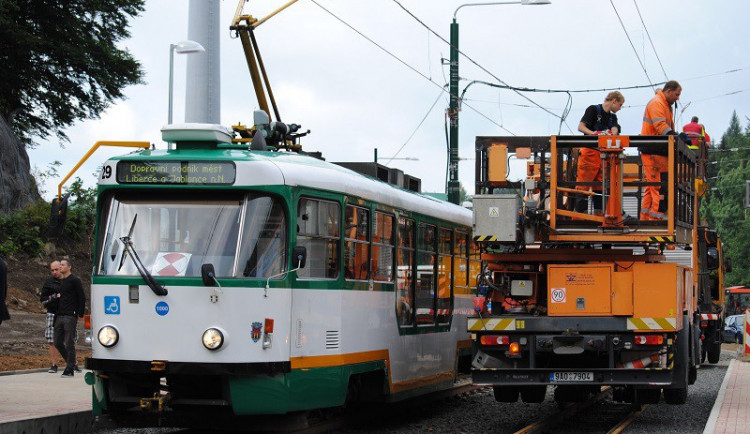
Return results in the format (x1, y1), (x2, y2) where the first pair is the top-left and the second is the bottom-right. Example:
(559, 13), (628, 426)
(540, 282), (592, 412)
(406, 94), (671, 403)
(251, 322), (262, 342)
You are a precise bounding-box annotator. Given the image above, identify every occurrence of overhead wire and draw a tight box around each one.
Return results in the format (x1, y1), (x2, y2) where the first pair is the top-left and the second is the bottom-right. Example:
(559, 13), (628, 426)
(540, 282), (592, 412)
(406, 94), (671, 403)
(308, 0), (515, 137)
(386, 90), (444, 164)
(610, 0), (656, 91)
(389, 0), (571, 127)
(633, 0), (668, 79)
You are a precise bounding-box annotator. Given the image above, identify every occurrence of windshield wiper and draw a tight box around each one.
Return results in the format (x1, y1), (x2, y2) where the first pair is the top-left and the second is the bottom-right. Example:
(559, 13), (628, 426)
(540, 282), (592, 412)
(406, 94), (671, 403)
(119, 214), (168, 296)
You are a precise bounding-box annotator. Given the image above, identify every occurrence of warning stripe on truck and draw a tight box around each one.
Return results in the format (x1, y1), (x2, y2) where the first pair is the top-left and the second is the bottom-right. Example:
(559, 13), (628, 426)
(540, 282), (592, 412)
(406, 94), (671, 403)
(648, 236), (674, 243)
(474, 235), (498, 242)
(699, 314), (719, 320)
(627, 317), (677, 331)
(468, 318), (516, 331)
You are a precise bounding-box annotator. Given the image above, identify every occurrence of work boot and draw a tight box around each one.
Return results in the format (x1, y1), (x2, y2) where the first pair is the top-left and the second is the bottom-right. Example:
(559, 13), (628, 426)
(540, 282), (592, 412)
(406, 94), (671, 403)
(74, 364), (82, 373)
(61, 368), (74, 377)
(48, 364), (58, 373)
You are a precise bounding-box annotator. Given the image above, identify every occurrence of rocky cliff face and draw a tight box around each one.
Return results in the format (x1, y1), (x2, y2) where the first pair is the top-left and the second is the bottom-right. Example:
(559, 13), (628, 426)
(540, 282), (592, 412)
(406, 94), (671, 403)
(0, 115), (40, 213)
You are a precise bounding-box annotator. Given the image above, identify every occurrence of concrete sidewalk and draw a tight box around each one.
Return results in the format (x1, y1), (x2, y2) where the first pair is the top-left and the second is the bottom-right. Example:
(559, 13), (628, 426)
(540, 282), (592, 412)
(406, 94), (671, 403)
(704, 358), (750, 434)
(0, 370), (93, 433)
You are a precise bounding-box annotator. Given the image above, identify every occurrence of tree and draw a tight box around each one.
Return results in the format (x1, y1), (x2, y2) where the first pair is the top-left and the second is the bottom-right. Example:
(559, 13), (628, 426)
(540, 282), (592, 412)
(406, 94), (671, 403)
(705, 112), (750, 285)
(0, 0), (145, 212)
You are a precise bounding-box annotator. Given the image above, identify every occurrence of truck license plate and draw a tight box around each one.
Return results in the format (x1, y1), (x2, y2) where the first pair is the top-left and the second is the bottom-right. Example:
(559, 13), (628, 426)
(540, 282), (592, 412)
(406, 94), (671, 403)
(550, 372), (593, 382)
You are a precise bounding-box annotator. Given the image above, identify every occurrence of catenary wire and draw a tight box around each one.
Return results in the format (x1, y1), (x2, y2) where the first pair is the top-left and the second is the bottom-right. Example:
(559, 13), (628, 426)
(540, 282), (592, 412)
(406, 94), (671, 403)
(390, 0), (568, 124)
(308, 0), (515, 136)
(610, 0), (656, 90)
(633, 0), (668, 79)
(386, 90), (444, 164)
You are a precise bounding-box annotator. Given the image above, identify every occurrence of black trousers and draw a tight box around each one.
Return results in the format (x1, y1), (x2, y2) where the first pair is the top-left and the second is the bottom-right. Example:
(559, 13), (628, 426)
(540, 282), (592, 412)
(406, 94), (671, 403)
(53, 314), (78, 370)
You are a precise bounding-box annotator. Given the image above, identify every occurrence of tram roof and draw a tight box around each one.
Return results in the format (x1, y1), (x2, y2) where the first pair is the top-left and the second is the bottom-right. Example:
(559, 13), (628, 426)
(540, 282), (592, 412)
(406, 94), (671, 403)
(103, 148), (472, 227)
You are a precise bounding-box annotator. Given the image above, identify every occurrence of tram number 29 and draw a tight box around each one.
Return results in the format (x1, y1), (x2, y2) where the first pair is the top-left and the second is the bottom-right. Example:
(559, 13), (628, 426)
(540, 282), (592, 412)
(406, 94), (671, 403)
(102, 166), (112, 179)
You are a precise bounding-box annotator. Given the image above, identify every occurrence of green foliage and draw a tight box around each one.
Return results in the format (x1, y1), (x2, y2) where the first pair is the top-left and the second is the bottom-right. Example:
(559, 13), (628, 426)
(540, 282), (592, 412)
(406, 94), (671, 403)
(0, 0), (145, 147)
(704, 111), (750, 285)
(0, 177), (96, 256)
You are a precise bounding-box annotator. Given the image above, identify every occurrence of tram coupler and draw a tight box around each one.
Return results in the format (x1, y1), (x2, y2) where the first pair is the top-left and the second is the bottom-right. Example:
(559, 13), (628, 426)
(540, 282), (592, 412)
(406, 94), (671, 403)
(140, 392), (170, 413)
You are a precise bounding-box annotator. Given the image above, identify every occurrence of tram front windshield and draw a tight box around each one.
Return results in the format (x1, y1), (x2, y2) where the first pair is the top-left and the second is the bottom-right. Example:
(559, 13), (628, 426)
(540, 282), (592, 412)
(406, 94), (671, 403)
(97, 192), (286, 279)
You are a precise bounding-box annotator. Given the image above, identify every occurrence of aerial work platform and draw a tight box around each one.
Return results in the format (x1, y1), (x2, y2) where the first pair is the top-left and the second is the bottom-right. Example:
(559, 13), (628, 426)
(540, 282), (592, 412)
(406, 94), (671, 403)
(475, 135), (697, 245)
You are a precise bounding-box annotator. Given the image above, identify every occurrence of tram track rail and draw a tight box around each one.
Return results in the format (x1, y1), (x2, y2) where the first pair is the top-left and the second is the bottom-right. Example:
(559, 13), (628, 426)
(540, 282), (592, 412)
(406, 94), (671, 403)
(294, 377), (485, 434)
(514, 387), (647, 434)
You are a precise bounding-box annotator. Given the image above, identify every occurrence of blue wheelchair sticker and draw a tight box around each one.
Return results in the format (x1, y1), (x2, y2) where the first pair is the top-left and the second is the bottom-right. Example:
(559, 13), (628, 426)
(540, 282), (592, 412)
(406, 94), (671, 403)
(155, 301), (170, 316)
(104, 296), (120, 315)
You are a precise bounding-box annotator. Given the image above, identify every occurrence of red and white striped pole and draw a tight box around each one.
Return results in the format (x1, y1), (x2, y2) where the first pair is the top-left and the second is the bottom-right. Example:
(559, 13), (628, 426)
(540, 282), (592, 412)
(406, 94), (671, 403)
(744, 309), (750, 360)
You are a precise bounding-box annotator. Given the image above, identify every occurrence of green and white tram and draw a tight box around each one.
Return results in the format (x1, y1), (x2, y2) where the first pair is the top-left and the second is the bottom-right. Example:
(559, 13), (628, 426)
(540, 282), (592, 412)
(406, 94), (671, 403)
(78, 124), (479, 424)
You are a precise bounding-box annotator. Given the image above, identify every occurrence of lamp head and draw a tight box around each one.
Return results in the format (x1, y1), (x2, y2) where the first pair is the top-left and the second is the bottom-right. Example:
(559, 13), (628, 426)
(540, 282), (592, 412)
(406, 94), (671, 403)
(173, 40), (205, 54)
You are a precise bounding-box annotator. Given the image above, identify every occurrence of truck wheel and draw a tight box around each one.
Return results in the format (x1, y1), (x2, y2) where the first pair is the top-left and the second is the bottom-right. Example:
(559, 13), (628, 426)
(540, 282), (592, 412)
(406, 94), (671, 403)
(493, 386), (519, 403)
(707, 341), (721, 364)
(663, 385), (687, 404)
(520, 385), (547, 403)
(688, 364), (697, 385)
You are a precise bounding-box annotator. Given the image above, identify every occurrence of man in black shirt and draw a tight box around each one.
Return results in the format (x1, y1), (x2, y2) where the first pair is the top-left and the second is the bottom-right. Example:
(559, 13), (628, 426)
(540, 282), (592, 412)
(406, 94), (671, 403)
(40, 261), (63, 373)
(54, 259), (85, 377)
(574, 91), (625, 214)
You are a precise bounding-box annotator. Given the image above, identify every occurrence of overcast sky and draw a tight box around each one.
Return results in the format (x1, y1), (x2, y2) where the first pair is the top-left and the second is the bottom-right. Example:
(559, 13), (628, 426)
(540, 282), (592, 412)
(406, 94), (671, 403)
(29, 0), (750, 199)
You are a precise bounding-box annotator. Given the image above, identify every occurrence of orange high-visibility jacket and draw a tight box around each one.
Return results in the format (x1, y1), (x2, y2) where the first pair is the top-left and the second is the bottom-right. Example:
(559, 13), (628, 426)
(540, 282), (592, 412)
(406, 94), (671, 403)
(641, 91), (674, 136)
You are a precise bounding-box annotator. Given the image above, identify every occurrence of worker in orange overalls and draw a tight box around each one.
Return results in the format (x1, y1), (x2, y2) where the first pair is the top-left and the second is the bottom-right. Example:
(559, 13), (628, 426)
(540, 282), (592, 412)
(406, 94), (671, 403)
(640, 80), (682, 220)
(574, 91), (625, 214)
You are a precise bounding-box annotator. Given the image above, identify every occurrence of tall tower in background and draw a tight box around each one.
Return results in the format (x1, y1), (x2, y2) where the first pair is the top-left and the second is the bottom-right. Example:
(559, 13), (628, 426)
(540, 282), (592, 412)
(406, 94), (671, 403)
(185, 0), (221, 124)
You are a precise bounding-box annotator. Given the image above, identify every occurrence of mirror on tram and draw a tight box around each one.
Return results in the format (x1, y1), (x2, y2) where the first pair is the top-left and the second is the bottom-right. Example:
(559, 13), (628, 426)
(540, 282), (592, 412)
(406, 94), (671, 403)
(47, 194), (70, 238)
(201, 264), (217, 286)
(293, 246), (307, 269)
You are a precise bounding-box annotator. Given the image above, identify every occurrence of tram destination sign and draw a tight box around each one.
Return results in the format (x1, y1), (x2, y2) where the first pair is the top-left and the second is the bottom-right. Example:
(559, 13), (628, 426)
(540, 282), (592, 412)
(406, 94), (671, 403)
(116, 161), (236, 185)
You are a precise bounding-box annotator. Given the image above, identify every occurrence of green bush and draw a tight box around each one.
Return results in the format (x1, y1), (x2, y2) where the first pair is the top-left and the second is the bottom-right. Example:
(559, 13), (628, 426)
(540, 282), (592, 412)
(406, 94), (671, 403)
(0, 177), (96, 257)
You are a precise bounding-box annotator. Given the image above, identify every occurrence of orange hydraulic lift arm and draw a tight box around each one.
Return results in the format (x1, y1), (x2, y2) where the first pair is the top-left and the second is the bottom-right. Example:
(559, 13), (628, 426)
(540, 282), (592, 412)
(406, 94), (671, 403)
(56, 141), (151, 199)
(231, 0), (301, 123)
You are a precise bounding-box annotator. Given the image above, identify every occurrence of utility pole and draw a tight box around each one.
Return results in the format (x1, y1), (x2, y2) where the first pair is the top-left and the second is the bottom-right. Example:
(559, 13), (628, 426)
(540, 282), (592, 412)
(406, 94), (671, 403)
(448, 18), (460, 204)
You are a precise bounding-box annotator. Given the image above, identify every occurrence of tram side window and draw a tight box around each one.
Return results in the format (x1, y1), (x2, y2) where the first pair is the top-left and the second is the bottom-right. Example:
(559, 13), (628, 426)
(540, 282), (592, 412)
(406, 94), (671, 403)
(437, 228), (452, 324)
(297, 198), (340, 279)
(416, 223), (437, 325)
(345, 205), (370, 280)
(237, 197), (287, 278)
(454, 231), (470, 296)
(397, 217), (415, 326)
(373, 212), (395, 282)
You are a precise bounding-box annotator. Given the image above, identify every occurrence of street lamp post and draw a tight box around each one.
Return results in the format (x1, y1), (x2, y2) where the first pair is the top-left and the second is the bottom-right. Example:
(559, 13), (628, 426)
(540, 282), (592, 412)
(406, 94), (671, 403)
(448, 0), (550, 204)
(168, 40), (206, 125)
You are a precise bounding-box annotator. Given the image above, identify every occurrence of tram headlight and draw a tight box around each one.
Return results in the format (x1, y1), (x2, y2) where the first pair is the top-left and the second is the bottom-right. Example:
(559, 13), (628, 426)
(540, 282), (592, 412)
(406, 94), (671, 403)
(98, 326), (119, 347)
(202, 328), (224, 350)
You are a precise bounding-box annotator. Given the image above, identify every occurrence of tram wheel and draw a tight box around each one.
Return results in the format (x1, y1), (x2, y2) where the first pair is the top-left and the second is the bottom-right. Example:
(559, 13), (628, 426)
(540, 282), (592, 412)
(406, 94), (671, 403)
(493, 386), (519, 403)
(519, 386), (547, 403)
